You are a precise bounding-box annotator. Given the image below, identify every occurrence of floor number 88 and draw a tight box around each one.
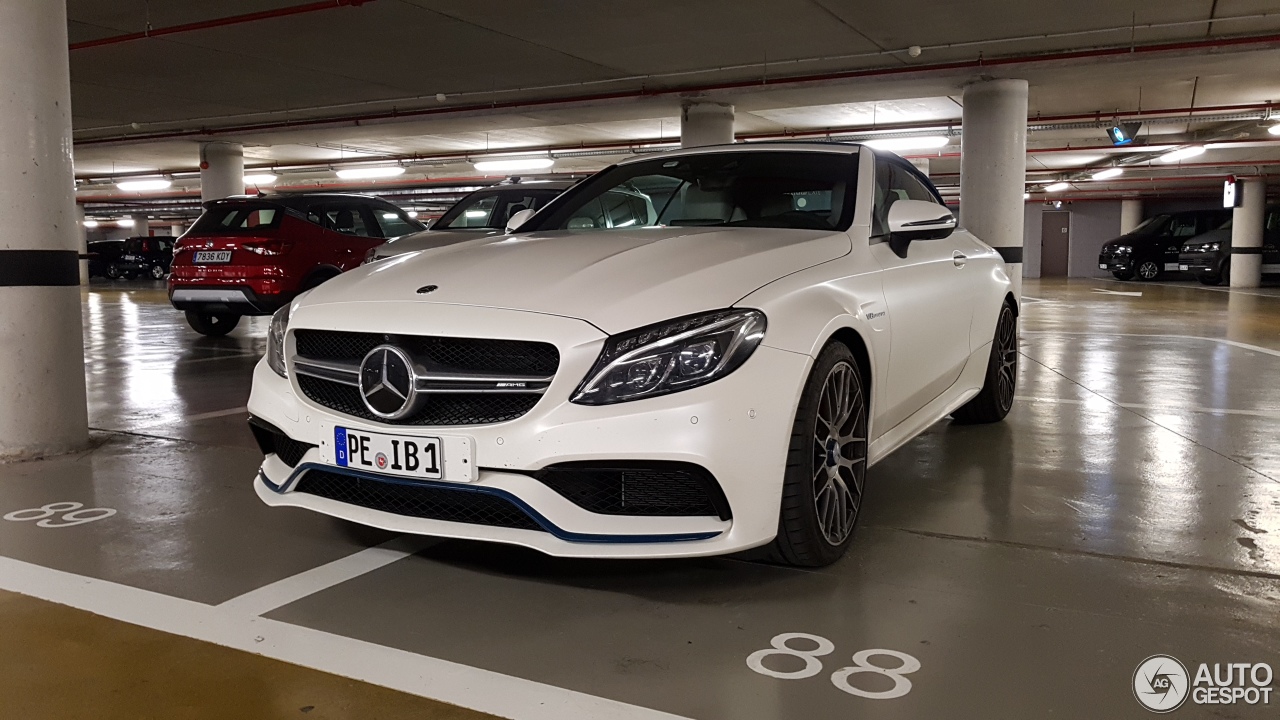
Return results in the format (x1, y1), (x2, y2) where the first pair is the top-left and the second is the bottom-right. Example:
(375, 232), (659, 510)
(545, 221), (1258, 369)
(746, 632), (920, 699)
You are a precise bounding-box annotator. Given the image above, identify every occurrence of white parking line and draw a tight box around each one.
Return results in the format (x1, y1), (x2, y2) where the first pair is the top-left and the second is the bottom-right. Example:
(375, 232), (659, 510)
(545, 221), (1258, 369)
(0, 555), (691, 720)
(1014, 396), (1280, 420)
(183, 406), (249, 422)
(1022, 331), (1280, 359)
(218, 536), (432, 616)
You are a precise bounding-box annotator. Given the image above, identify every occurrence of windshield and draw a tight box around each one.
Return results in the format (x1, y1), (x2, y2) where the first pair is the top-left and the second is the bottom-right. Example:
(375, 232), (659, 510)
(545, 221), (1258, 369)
(528, 151), (858, 232)
(436, 188), (564, 230)
(1129, 215), (1171, 236)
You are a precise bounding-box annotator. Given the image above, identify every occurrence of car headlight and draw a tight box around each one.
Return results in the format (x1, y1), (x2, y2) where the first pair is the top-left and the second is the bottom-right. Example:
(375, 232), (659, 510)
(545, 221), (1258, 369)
(1206, 242), (1221, 252)
(1114, 245), (1133, 254)
(267, 303), (291, 378)
(571, 309), (766, 405)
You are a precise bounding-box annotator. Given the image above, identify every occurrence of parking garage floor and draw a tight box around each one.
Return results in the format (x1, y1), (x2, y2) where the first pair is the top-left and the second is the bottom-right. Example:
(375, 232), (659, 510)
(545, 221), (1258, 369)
(1, 278), (1277, 719)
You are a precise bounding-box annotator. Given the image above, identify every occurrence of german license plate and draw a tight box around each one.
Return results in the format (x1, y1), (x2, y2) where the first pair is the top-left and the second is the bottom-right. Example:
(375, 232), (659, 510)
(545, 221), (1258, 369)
(1098, 263), (1107, 269)
(334, 427), (442, 480)
(194, 250), (232, 264)
(1180, 264), (1189, 271)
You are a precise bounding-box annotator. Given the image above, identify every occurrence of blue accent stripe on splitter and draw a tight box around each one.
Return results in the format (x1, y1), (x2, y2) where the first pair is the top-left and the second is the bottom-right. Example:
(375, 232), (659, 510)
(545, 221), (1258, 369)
(271, 462), (722, 545)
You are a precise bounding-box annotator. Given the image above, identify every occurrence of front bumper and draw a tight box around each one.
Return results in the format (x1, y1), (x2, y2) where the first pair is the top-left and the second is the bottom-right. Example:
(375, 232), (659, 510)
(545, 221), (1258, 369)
(1178, 254), (1221, 274)
(247, 303), (811, 559)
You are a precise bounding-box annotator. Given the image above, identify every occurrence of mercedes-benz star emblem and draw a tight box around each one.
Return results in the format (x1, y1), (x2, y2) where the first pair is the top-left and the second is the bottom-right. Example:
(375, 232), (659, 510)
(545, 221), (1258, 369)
(359, 345), (418, 419)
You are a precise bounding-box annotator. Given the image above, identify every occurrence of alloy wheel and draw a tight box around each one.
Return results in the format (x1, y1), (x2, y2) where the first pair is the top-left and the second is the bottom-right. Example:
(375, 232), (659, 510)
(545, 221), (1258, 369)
(1138, 261), (1160, 279)
(811, 361), (867, 546)
(995, 308), (1018, 412)
(150, 264), (166, 280)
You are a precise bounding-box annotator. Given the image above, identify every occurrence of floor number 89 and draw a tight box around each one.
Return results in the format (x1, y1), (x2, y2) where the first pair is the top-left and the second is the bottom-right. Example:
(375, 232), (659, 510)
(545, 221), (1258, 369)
(746, 632), (920, 699)
(3, 502), (116, 528)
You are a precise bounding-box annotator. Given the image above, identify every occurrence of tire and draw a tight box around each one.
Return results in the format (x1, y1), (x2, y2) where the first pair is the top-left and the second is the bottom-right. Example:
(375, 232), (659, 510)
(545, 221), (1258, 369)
(1135, 259), (1161, 281)
(1198, 273), (1223, 286)
(766, 343), (868, 567)
(105, 263), (123, 279)
(149, 264), (166, 280)
(1111, 270), (1134, 281)
(185, 311), (240, 337)
(952, 302), (1018, 425)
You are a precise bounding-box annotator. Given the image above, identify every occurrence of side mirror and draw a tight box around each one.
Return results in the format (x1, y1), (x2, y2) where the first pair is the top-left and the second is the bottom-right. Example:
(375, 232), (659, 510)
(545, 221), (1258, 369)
(506, 208), (537, 233)
(886, 199), (956, 258)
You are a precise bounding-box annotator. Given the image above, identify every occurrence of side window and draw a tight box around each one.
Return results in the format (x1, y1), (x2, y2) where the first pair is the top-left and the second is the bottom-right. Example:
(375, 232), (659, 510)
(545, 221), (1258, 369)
(320, 203), (378, 237)
(1169, 215), (1198, 237)
(375, 207), (420, 238)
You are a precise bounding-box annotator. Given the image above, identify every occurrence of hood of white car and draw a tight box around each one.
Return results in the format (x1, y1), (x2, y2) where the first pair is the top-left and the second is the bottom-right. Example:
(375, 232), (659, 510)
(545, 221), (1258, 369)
(308, 227), (850, 333)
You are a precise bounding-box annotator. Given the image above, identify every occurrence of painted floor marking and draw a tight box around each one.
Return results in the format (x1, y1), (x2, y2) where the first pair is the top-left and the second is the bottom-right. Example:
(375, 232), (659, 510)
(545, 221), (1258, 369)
(1022, 331), (1280, 359)
(1013, 395), (1280, 420)
(0, 555), (691, 720)
(1091, 288), (1143, 297)
(218, 536), (432, 617)
(183, 406), (249, 422)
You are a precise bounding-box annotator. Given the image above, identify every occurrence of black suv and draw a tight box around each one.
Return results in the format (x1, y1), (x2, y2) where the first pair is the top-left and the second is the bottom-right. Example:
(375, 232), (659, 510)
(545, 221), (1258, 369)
(1098, 210), (1230, 280)
(1179, 206), (1280, 285)
(86, 239), (126, 279)
(113, 236), (176, 280)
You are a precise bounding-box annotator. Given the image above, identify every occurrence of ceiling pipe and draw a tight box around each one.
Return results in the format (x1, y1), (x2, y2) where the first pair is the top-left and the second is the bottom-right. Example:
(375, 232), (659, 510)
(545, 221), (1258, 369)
(69, 0), (374, 51)
(74, 32), (1280, 146)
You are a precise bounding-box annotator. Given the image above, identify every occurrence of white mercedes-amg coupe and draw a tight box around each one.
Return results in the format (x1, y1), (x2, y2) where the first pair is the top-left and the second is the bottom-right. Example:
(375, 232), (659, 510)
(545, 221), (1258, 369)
(247, 143), (1018, 566)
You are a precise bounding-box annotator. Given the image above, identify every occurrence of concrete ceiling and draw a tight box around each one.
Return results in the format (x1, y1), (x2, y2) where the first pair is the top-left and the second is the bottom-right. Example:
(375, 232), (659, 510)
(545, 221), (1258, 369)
(65, 0), (1280, 216)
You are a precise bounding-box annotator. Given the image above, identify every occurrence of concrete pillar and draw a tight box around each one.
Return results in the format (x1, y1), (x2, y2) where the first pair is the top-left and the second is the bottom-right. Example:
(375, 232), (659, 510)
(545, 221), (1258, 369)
(680, 101), (734, 148)
(169, 223), (185, 237)
(75, 205), (89, 285)
(1120, 199), (1144, 235)
(200, 142), (244, 202)
(959, 78), (1029, 298)
(131, 213), (150, 237)
(0, 0), (89, 460)
(1230, 178), (1266, 288)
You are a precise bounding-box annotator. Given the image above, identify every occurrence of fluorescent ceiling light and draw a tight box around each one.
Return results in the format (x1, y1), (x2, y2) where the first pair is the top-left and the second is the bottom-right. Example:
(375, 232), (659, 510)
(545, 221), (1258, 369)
(407, 211), (418, 218)
(335, 166), (405, 179)
(1091, 167), (1124, 181)
(116, 178), (172, 192)
(1023, 193), (1031, 200)
(472, 157), (555, 172)
(243, 173), (277, 185)
(861, 136), (950, 152)
(83, 219), (99, 228)
(117, 218), (135, 227)
(1159, 146), (1206, 163)
(464, 210), (488, 218)
(1044, 182), (1071, 193)
(1269, 124), (1280, 136)
(381, 213), (398, 219)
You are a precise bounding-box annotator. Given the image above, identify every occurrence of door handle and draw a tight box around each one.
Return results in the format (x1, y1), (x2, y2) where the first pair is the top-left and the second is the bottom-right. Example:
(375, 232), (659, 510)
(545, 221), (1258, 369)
(952, 251), (967, 268)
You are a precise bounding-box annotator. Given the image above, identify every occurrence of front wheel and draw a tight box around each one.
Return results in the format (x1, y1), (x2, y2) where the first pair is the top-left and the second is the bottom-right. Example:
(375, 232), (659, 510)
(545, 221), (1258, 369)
(185, 311), (240, 337)
(1197, 273), (1223, 286)
(1111, 270), (1134, 281)
(767, 343), (868, 567)
(1135, 259), (1161, 280)
(149, 264), (167, 280)
(952, 302), (1018, 424)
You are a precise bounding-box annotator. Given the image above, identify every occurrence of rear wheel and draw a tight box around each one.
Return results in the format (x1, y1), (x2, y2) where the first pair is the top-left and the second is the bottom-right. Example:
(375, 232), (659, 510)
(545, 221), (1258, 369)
(952, 302), (1018, 424)
(149, 264), (166, 280)
(105, 263), (123, 280)
(1135, 259), (1161, 280)
(185, 311), (240, 337)
(767, 343), (868, 567)
(1111, 270), (1134, 281)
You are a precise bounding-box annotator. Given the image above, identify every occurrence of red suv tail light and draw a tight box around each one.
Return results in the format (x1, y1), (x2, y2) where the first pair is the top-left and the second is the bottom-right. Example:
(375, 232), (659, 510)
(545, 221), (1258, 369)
(242, 240), (295, 256)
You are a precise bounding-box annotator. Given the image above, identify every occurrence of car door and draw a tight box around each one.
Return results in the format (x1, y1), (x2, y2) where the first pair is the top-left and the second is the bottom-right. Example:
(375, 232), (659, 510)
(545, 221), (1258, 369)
(321, 201), (384, 270)
(867, 157), (978, 431)
(1163, 213), (1200, 271)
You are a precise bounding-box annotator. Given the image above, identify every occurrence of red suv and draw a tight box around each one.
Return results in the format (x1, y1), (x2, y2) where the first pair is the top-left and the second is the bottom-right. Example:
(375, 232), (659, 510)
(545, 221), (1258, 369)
(169, 193), (423, 336)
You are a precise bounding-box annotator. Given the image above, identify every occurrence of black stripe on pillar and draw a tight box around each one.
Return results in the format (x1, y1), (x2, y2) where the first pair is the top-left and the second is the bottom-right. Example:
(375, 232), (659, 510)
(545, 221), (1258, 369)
(0, 250), (81, 286)
(1228, 247), (1265, 255)
(993, 247), (1023, 264)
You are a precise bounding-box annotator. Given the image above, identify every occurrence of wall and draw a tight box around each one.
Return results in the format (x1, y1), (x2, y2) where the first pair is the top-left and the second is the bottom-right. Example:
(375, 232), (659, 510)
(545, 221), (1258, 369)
(1022, 202), (1043, 279)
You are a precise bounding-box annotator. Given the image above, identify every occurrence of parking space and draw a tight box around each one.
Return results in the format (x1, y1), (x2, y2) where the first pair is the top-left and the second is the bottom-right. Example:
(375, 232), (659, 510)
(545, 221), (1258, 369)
(1, 278), (1275, 718)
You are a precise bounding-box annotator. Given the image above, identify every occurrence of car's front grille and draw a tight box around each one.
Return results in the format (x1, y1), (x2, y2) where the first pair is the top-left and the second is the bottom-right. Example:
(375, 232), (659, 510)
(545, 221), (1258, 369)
(292, 330), (558, 426)
(296, 374), (542, 426)
(535, 463), (731, 519)
(293, 469), (542, 531)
